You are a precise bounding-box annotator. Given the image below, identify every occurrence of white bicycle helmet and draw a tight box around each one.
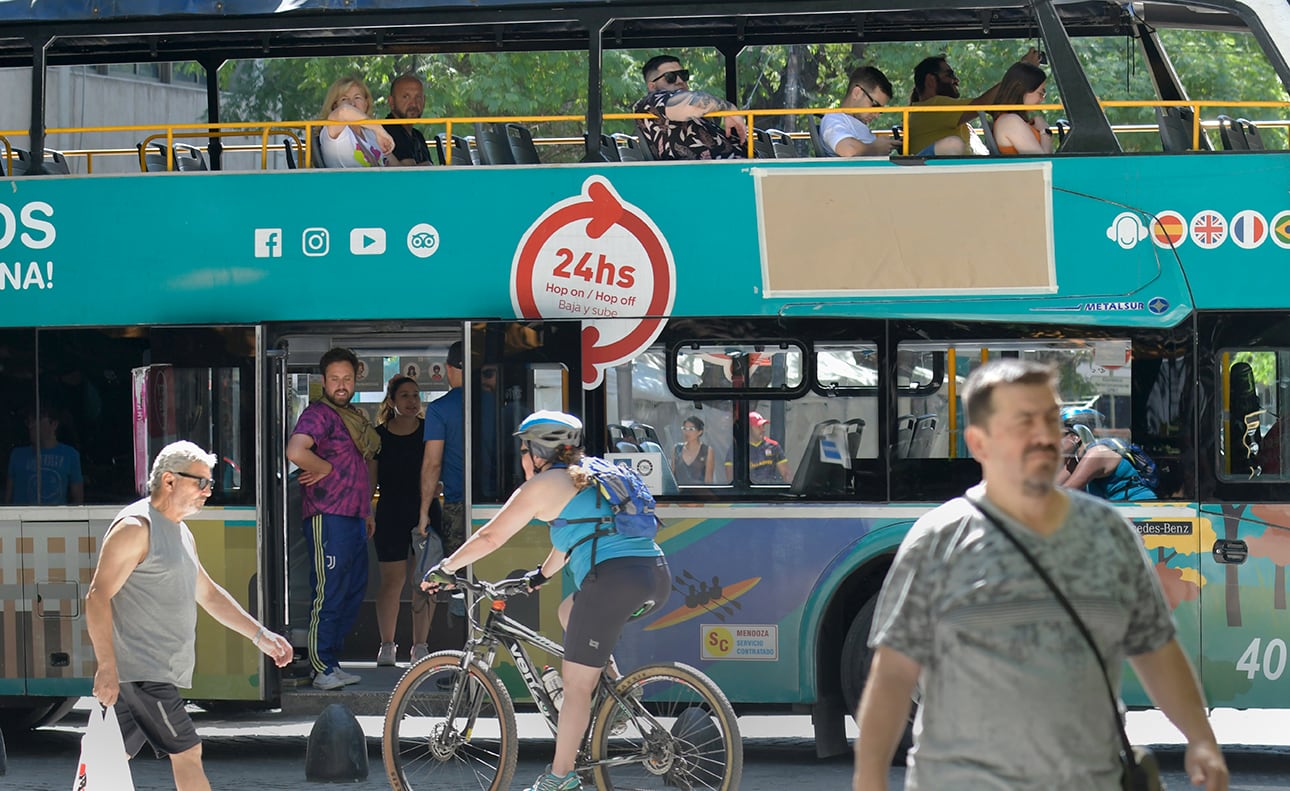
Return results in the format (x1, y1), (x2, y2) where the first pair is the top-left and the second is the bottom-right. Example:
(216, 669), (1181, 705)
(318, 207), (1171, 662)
(514, 410), (583, 457)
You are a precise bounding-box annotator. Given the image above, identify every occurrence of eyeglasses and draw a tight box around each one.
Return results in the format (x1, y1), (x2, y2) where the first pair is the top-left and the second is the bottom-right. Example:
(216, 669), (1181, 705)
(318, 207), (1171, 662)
(681, 426), (699, 432)
(654, 69), (690, 86)
(859, 85), (884, 108)
(173, 471), (214, 491)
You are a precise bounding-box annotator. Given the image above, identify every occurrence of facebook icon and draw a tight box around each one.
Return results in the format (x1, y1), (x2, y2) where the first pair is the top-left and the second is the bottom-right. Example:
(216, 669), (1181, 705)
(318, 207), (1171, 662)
(254, 228), (283, 258)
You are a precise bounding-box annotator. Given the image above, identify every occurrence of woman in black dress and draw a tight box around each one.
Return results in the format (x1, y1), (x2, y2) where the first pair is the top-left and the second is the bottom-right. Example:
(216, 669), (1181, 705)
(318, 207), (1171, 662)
(672, 415), (714, 485)
(373, 375), (438, 665)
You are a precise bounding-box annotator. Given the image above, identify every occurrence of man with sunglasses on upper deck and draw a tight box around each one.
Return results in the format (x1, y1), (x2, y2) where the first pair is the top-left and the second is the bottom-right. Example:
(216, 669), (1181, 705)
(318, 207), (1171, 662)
(86, 441), (293, 790)
(907, 48), (1043, 156)
(819, 66), (900, 157)
(633, 54), (748, 160)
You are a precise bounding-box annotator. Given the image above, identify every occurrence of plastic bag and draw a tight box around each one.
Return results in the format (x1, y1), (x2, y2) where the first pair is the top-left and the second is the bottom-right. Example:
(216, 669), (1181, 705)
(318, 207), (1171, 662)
(72, 704), (136, 791)
(414, 527), (445, 584)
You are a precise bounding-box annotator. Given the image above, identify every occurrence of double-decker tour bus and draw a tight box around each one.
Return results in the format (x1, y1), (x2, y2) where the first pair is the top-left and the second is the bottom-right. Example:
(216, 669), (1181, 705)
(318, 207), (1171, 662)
(1, 0), (1289, 757)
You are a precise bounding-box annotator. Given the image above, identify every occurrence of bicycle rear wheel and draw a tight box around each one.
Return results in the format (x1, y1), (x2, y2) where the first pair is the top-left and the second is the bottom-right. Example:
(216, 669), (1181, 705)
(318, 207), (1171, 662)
(588, 661), (742, 791)
(383, 650), (518, 791)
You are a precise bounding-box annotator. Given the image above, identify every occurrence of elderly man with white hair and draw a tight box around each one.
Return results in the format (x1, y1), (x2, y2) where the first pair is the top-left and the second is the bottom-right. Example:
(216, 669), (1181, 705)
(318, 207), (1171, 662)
(86, 441), (293, 791)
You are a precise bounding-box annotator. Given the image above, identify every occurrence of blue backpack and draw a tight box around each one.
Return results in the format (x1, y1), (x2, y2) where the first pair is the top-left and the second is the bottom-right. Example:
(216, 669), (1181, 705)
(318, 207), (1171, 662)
(1092, 438), (1159, 493)
(553, 456), (662, 567)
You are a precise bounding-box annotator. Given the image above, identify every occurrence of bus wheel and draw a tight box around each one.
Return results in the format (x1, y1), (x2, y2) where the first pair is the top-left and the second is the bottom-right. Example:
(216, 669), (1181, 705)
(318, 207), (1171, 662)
(0, 696), (77, 734)
(840, 597), (915, 761)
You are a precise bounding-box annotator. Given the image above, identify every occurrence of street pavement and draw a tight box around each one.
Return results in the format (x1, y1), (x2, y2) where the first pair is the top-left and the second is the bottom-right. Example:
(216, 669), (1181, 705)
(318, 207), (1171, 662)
(6, 701), (1290, 789)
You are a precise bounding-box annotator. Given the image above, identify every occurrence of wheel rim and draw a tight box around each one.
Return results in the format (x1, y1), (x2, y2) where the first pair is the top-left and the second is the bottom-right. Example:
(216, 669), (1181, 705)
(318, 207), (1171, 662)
(594, 671), (737, 790)
(387, 663), (509, 791)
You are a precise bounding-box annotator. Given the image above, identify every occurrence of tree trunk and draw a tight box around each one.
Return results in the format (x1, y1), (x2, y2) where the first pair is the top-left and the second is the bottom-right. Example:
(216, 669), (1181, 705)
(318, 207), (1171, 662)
(1223, 504), (1243, 626)
(783, 44), (805, 134)
(1277, 565), (1286, 610)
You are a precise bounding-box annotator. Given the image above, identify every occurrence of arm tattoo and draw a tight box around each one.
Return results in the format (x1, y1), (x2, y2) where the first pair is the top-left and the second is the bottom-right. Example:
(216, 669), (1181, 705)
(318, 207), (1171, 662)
(665, 90), (735, 114)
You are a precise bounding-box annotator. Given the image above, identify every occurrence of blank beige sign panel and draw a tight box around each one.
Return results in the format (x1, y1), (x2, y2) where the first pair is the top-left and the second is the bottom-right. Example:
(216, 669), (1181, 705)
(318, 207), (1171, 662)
(753, 162), (1055, 297)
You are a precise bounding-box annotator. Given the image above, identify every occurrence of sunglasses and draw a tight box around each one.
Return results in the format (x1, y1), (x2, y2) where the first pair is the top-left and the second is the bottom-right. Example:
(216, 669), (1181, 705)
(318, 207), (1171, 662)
(859, 85), (884, 108)
(655, 69), (690, 86)
(174, 471), (214, 491)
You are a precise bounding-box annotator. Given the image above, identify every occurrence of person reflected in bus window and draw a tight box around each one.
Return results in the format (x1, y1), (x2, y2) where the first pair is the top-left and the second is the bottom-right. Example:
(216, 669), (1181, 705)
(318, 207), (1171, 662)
(1056, 409), (1158, 501)
(382, 74), (433, 167)
(819, 66), (900, 157)
(634, 54), (747, 160)
(747, 411), (791, 484)
(373, 375), (438, 667)
(286, 347), (381, 690)
(907, 49), (1042, 156)
(672, 416), (715, 485)
(317, 76), (395, 168)
(5, 404), (83, 505)
(990, 62), (1054, 155)
(1228, 361), (1262, 474)
(854, 359), (1227, 790)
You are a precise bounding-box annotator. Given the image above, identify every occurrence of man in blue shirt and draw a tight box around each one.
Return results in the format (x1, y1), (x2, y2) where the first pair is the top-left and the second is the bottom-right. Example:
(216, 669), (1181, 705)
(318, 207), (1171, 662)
(6, 406), (83, 505)
(418, 342), (468, 556)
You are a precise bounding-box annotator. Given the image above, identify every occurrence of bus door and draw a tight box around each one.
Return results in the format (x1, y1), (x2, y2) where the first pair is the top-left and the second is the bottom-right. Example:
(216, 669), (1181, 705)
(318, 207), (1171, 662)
(1199, 324), (1290, 709)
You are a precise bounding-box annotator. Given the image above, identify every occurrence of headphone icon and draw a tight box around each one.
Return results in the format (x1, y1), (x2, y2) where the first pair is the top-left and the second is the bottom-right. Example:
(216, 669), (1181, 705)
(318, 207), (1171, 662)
(1106, 212), (1148, 250)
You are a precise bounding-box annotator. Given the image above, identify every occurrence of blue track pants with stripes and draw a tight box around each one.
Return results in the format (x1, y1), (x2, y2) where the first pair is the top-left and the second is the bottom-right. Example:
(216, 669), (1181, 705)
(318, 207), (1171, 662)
(303, 513), (368, 675)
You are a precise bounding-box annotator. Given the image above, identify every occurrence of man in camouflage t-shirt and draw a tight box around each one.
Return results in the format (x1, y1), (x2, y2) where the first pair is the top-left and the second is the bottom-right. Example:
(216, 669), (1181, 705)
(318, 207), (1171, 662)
(853, 359), (1227, 791)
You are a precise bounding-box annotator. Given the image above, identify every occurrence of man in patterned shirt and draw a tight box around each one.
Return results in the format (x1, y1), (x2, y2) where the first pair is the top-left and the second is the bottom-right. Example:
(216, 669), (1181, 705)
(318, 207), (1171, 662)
(853, 359), (1226, 791)
(633, 54), (747, 160)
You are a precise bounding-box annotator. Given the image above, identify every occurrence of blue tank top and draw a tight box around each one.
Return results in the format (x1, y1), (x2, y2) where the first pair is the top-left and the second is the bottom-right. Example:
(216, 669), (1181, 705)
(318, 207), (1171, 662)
(1087, 457), (1156, 501)
(547, 486), (663, 589)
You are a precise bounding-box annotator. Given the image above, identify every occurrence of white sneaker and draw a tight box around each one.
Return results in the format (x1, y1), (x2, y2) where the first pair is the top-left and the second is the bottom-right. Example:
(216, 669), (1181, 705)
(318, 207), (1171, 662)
(377, 642), (397, 667)
(334, 667), (362, 686)
(410, 643), (430, 664)
(312, 669), (347, 691)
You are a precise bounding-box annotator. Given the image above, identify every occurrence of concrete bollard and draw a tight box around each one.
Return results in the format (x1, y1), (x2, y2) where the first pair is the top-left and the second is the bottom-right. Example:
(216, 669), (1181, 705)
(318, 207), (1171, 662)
(304, 703), (367, 783)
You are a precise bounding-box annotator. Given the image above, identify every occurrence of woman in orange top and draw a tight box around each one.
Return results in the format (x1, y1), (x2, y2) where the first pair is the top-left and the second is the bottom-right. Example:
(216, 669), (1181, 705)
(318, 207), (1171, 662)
(990, 62), (1054, 155)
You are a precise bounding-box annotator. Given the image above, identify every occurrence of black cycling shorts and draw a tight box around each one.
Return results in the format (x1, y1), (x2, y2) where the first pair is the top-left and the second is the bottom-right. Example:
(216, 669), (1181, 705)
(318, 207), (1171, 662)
(115, 681), (201, 758)
(563, 555), (670, 667)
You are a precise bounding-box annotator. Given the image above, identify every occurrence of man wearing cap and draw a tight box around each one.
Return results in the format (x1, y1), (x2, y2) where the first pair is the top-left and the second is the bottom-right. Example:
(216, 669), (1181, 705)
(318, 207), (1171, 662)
(747, 411), (791, 484)
(418, 341), (469, 564)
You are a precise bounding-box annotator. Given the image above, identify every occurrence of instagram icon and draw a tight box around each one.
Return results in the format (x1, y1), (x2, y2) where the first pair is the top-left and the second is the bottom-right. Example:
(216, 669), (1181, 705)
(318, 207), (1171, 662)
(302, 228), (330, 257)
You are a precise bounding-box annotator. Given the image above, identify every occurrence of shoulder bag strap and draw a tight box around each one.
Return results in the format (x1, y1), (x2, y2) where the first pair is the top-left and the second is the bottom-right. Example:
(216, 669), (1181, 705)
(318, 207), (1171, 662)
(973, 502), (1138, 766)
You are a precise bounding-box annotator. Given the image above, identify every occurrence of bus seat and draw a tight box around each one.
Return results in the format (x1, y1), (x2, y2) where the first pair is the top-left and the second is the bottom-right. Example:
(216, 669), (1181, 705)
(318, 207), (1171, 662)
(1054, 119), (1069, 147)
(893, 414), (916, 459)
(138, 141), (174, 172)
(752, 128), (776, 159)
(790, 420), (849, 496)
(590, 133), (620, 162)
(908, 415), (939, 458)
(1217, 115), (1248, 151)
(174, 143), (208, 171)
(611, 133), (646, 162)
(1157, 107), (1200, 152)
(1237, 118), (1265, 150)
(435, 133), (474, 166)
(13, 148), (69, 175)
(308, 127), (330, 168)
(976, 111), (1001, 155)
(808, 115), (836, 157)
(768, 128), (797, 158)
(506, 123), (541, 164)
(475, 122), (516, 165)
(282, 137), (298, 169)
(844, 418), (866, 459)
(626, 421), (661, 446)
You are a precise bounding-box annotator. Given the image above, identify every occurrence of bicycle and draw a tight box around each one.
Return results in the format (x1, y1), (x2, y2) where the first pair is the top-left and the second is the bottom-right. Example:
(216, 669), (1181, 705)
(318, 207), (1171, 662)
(382, 573), (743, 791)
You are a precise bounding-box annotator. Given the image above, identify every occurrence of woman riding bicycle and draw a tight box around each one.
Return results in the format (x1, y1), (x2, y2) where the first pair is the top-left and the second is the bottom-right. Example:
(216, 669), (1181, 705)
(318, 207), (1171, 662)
(422, 410), (670, 791)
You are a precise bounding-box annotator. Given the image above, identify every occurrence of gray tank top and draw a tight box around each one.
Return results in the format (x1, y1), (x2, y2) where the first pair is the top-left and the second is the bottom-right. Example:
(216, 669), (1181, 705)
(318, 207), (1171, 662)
(108, 498), (199, 688)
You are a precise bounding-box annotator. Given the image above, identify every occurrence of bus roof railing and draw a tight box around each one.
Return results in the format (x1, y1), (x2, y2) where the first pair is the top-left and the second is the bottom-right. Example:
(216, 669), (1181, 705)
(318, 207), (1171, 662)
(2, 98), (1285, 173)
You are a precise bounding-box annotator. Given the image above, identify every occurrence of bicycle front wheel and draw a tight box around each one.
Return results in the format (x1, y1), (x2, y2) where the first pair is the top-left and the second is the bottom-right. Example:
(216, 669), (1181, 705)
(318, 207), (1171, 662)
(382, 650), (519, 791)
(588, 661), (742, 791)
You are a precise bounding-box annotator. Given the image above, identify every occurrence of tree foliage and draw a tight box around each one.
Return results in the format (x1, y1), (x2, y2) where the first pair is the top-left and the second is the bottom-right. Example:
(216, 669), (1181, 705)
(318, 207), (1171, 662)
(215, 27), (1289, 151)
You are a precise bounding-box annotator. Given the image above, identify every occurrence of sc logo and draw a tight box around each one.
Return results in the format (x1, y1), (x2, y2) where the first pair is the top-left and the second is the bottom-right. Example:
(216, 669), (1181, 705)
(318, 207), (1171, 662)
(407, 223), (440, 259)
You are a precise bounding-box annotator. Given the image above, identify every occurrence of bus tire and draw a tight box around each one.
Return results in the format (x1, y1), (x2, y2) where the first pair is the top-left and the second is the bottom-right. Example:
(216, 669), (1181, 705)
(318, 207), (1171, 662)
(840, 596), (914, 762)
(0, 696), (77, 734)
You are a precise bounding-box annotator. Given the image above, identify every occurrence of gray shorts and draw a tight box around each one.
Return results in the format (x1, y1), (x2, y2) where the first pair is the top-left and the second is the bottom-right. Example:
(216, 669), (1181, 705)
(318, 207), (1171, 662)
(115, 681), (201, 758)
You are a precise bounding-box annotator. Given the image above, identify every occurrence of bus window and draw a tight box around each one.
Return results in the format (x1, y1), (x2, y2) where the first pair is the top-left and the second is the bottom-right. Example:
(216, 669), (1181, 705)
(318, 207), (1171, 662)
(1221, 350), (1287, 480)
(0, 330), (37, 505)
(673, 341), (805, 394)
(607, 346), (734, 491)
